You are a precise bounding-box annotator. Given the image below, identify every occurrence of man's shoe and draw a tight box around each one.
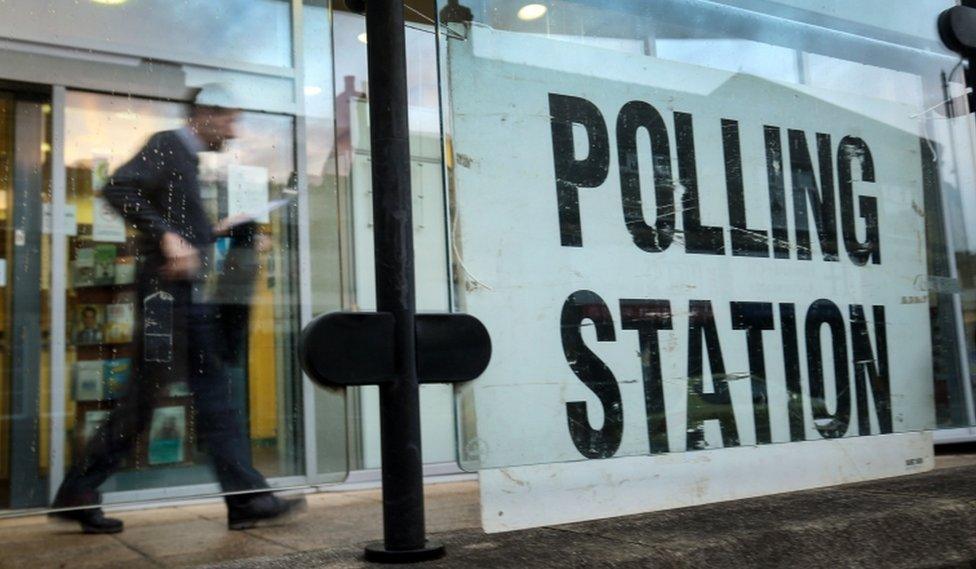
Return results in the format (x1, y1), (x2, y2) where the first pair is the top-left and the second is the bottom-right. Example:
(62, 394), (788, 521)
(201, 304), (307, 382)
(49, 508), (124, 534)
(227, 494), (307, 531)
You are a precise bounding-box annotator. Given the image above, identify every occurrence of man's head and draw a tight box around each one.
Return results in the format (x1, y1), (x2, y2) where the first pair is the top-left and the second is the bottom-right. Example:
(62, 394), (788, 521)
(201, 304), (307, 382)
(188, 105), (239, 151)
(188, 83), (239, 151)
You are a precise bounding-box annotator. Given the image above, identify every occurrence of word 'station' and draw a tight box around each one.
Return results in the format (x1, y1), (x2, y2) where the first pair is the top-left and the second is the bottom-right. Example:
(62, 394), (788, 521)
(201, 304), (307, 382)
(550, 93), (893, 460)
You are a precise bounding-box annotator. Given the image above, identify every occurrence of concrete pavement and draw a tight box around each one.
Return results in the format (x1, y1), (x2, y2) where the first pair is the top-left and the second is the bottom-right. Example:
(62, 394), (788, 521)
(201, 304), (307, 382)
(0, 479), (478, 568)
(208, 458), (976, 569)
(1, 453), (975, 568)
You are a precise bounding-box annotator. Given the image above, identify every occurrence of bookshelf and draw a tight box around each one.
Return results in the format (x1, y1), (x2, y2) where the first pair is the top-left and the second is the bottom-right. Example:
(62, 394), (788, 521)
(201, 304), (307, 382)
(66, 165), (195, 470)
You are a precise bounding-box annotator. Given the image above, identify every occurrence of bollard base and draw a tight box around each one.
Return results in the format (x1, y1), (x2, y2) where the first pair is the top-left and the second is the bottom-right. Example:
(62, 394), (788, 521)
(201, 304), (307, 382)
(364, 541), (446, 564)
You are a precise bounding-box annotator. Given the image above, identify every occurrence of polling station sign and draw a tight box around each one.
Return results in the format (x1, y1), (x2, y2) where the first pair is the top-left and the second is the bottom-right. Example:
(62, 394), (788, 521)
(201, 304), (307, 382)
(447, 26), (936, 471)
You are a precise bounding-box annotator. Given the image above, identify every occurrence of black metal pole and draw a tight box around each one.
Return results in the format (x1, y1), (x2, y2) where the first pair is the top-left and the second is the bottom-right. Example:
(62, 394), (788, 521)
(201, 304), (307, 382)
(362, 0), (445, 562)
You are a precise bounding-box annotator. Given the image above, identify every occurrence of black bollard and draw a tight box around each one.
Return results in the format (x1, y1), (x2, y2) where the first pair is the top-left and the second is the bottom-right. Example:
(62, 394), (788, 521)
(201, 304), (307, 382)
(361, 0), (444, 562)
(301, 0), (491, 562)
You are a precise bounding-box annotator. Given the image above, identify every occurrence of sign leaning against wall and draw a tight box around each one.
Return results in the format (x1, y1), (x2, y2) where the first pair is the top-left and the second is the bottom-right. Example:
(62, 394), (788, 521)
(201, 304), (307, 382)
(446, 25), (936, 475)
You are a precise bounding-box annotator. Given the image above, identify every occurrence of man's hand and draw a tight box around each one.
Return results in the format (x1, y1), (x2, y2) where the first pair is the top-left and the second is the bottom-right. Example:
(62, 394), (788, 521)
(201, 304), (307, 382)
(160, 231), (201, 280)
(213, 213), (252, 237)
(255, 233), (272, 254)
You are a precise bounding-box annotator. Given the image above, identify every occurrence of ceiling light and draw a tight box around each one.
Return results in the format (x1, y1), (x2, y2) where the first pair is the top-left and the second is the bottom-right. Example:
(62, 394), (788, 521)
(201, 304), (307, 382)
(91, 0), (129, 5)
(357, 32), (368, 44)
(304, 86), (323, 96)
(517, 3), (547, 20)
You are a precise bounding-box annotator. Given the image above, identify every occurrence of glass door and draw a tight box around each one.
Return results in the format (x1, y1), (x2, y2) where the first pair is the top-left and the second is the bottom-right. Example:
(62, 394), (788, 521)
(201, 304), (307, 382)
(59, 91), (305, 500)
(330, 3), (459, 473)
(0, 88), (52, 509)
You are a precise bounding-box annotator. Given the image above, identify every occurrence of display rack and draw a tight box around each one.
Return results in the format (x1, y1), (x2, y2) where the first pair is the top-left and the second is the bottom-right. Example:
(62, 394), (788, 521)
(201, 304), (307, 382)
(65, 165), (195, 470)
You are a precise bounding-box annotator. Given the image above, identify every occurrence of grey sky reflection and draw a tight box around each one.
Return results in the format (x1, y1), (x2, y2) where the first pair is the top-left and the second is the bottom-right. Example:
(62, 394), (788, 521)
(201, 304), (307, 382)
(0, 0), (291, 67)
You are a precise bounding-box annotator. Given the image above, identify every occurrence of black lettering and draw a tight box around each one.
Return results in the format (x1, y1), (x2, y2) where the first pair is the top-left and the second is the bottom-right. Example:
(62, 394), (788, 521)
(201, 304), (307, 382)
(850, 305), (892, 434)
(731, 302), (775, 444)
(687, 300), (738, 449)
(789, 130), (839, 261)
(765, 126), (791, 259)
(617, 101), (675, 253)
(838, 137), (880, 265)
(561, 290), (623, 458)
(675, 112), (725, 255)
(779, 303), (805, 441)
(549, 94), (610, 247)
(620, 298), (673, 454)
(724, 119), (769, 257)
(805, 299), (850, 439)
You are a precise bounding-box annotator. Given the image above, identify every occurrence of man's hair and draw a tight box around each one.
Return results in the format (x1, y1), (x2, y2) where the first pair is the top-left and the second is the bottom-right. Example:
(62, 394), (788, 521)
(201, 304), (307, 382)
(82, 306), (97, 317)
(190, 83), (236, 114)
(189, 103), (233, 119)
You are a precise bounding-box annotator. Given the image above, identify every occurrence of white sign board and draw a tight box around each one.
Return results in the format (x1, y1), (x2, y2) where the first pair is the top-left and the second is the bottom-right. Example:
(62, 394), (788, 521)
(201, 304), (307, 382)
(92, 196), (126, 243)
(227, 164), (271, 223)
(446, 26), (936, 528)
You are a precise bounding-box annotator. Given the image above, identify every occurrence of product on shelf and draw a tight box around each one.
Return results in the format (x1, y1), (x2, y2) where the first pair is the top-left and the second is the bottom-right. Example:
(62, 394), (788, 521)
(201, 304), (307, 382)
(80, 410), (110, 446)
(74, 361), (104, 402)
(93, 244), (117, 286)
(147, 405), (187, 465)
(114, 256), (136, 285)
(73, 304), (105, 346)
(103, 357), (132, 399)
(104, 302), (134, 344)
(72, 248), (95, 288)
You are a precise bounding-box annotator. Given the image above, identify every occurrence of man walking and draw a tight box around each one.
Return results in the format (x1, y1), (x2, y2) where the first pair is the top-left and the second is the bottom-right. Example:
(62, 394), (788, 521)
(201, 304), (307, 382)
(51, 86), (304, 534)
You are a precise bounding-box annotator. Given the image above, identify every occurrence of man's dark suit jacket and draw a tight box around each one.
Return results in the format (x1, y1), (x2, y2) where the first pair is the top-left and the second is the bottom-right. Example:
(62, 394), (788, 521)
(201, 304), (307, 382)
(102, 129), (213, 272)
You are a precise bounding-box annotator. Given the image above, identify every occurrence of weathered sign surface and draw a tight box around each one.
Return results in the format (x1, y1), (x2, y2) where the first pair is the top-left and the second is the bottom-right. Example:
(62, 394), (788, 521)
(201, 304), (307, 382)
(446, 25), (936, 530)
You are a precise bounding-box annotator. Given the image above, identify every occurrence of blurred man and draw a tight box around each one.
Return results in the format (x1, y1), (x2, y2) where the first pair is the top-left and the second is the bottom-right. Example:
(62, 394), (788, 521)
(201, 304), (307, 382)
(51, 85), (304, 534)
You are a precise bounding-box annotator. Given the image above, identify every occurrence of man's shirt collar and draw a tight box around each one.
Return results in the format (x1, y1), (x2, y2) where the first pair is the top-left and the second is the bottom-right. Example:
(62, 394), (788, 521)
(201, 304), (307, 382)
(176, 125), (206, 155)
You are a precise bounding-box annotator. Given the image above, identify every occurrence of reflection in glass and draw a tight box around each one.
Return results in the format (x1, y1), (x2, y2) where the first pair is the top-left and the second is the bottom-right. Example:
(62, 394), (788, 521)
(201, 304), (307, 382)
(0, 92), (53, 508)
(330, 8), (458, 470)
(0, 0), (292, 68)
(51, 91), (303, 523)
(438, 0), (976, 472)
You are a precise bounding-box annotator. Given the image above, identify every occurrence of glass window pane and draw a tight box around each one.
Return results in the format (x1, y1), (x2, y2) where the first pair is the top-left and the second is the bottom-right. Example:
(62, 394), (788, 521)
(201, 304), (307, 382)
(54, 90), (304, 501)
(0, 93), (53, 508)
(440, 0), (969, 471)
(0, 0), (292, 68)
(302, 1), (350, 481)
(330, 7), (459, 470)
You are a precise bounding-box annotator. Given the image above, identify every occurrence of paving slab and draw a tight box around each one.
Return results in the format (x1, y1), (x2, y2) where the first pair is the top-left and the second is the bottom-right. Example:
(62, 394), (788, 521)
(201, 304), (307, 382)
(0, 531), (147, 569)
